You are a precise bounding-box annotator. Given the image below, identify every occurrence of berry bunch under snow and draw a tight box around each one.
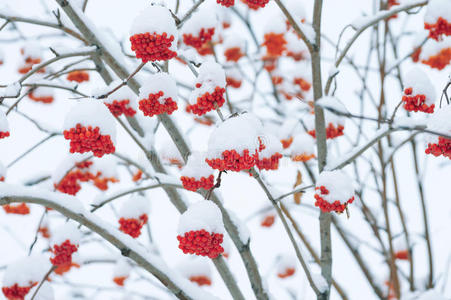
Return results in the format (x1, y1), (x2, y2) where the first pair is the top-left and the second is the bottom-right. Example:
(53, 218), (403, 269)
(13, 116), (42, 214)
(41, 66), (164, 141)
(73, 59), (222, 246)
(276, 254), (296, 278)
(424, 0), (451, 41)
(262, 15), (287, 57)
(18, 42), (43, 74)
(177, 257), (212, 286)
(419, 37), (451, 70)
(314, 170), (355, 213)
(256, 134), (283, 170)
(0, 109), (10, 139)
(50, 222), (82, 268)
(402, 68), (436, 113)
(290, 133), (316, 162)
(187, 61), (226, 116)
(180, 152), (215, 192)
(113, 258), (132, 286)
(63, 99), (116, 157)
(29, 86), (54, 104)
(118, 195), (150, 238)
(182, 8), (217, 54)
(67, 70), (90, 83)
(242, 0), (270, 10)
(425, 104), (451, 160)
(206, 113), (263, 172)
(138, 73), (178, 117)
(100, 83), (137, 117)
(129, 6), (178, 62)
(177, 201), (225, 258)
(223, 35), (245, 62)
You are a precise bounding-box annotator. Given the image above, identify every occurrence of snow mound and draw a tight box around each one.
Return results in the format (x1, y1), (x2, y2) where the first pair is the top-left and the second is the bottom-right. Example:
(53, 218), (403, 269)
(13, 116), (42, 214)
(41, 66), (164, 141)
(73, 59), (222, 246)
(113, 258), (132, 278)
(190, 61), (226, 103)
(426, 104), (451, 138)
(424, 0), (451, 24)
(403, 68), (436, 106)
(119, 195), (150, 219)
(178, 201), (225, 235)
(0, 109), (9, 133)
(316, 170), (355, 203)
(139, 72), (178, 103)
(51, 221), (82, 246)
(2, 255), (51, 287)
(259, 133), (283, 158)
(290, 133), (316, 156)
(181, 151), (214, 180)
(177, 256), (211, 278)
(182, 7), (217, 36)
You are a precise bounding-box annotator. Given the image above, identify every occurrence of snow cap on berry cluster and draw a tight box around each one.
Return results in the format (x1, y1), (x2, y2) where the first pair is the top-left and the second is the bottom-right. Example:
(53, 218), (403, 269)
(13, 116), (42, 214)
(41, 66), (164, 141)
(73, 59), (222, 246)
(276, 254), (296, 275)
(0, 109), (9, 133)
(282, 0), (307, 23)
(223, 34), (245, 51)
(182, 7), (217, 37)
(303, 108), (344, 132)
(63, 99), (116, 142)
(259, 133), (283, 159)
(190, 61), (226, 101)
(51, 153), (91, 184)
(225, 66), (243, 82)
(97, 81), (137, 107)
(113, 258), (132, 279)
(419, 37), (451, 61)
(2, 255), (51, 287)
(177, 256), (212, 279)
(426, 104), (451, 141)
(290, 133), (315, 157)
(90, 156), (118, 179)
(0, 160), (6, 179)
(139, 72), (178, 103)
(130, 5), (178, 52)
(424, 0), (451, 25)
(181, 151), (214, 180)
(158, 135), (184, 165)
(286, 32), (310, 59)
(31, 86), (54, 99)
(119, 195), (150, 219)
(263, 13), (287, 34)
(316, 170), (355, 204)
(25, 282), (54, 300)
(177, 201), (225, 235)
(403, 68), (436, 106)
(51, 221), (82, 247)
(279, 118), (301, 140)
(21, 41), (42, 60)
(207, 113), (263, 158)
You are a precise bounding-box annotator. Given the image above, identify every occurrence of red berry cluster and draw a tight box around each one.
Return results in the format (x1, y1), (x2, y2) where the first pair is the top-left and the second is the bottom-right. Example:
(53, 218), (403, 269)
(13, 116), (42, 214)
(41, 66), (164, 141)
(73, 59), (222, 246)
(402, 87), (435, 113)
(308, 123), (344, 139)
(394, 250), (409, 260)
(293, 77), (311, 92)
(118, 214), (148, 238)
(280, 137), (293, 149)
(29, 91), (54, 104)
(262, 33), (287, 57)
(421, 47), (451, 70)
(224, 47), (244, 62)
(177, 229), (224, 258)
(50, 239), (78, 266)
(130, 32), (177, 62)
(217, 0), (234, 7)
(425, 137), (451, 159)
(314, 186), (355, 213)
(256, 153), (283, 170)
(272, 75), (283, 85)
(63, 124), (115, 157)
(181, 175), (215, 192)
(277, 268), (295, 279)
(286, 50), (306, 61)
(411, 47), (422, 62)
(0, 176), (4, 182)
(113, 276), (128, 286)
(292, 153), (315, 162)
(226, 77), (242, 88)
(2, 283), (37, 300)
(105, 99), (137, 117)
(54, 262), (80, 276)
(138, 91), (178, 117)
(189, 275), (212, 286)
(261, 215), (275, 227)
(242, 0), (270, 9)
(206, 149), (258, 172)
(67, 71), (90, 83)
(186, 85), (226, 116)
(183, 28), (215, 49)
(39, 226), (50, 239)
(2, 203), (30, 215)
(425, 17), (451, 41)
(0, 131), (10, 139)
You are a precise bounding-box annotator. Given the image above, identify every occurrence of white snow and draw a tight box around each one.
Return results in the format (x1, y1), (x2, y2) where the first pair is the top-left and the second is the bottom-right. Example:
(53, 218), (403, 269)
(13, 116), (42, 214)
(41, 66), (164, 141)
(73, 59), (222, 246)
(0, 160), (6, 178)
(316, 96), (348, 115)
(276, 254), (296, 274)
(316, 170), (355, 203)
(177, 201), (225, 235)
(51, 153), (91, 184)
(118, 194), (150, 219)
(312, 273), (328, 293)
(181, 7), (217, 36)
(51, 221), (82, 246)
(190, 61), (226, 105)
(424, 0), (451, 24)
(207, 113), (263, 158)
(177, 256), (211, 278)
(228, 210), (251, 244)
(263, 13), (287, 34)
(113, 258), (132, 278)
(281, 0), (307, 23)
(25, 282), (54, 300)
(225, 66), (243, 81)
(279, 118), (302, 140)
(98, 81), (138, 108)
(63, 99), (117, 140)
(0, 108), (9, 133)
(32, 86), (54, 98)
(139, 72), (178, 103)
(223, 34), (245, 51)
(21, 41), (42, 60)
(403, 68), (436, 106)
(0, 82), (21, 98)
(259, 133), (283, 159)
(130, 5), (178, 52)
(2, 255), (51, 286)
(285, 32), (310, 58)
(290, 133), (316, 157)
(402, 289), (449, 300)
(181, 151), (214, 180)
(90, 156), (118, 179)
